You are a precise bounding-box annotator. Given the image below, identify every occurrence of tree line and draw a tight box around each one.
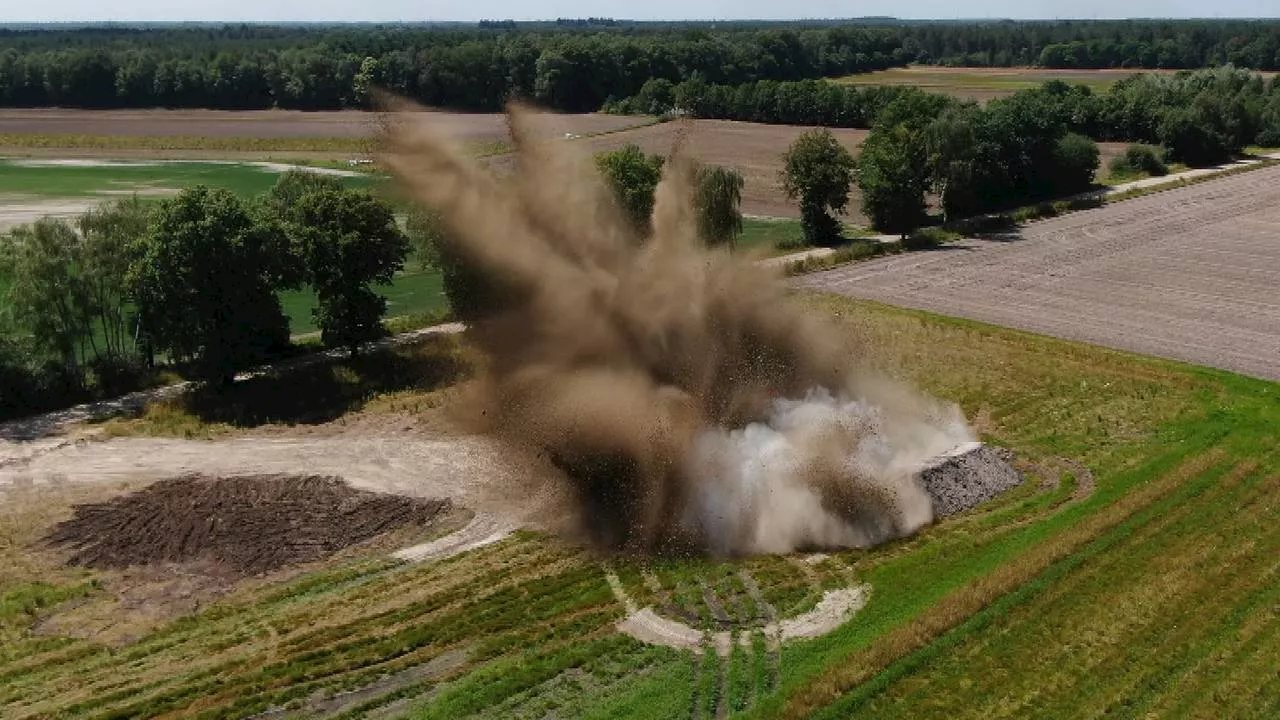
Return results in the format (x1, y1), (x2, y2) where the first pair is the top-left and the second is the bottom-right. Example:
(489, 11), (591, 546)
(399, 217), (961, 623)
(2, 21), (1279, 112)
(782, 69), (1280, 240)
(0, 25), (907, 111)
(0, 173), (410, 418)
(620, 66), (1280, 169)
(1, 157), (746, 420)
(854, 87), (1101, 236)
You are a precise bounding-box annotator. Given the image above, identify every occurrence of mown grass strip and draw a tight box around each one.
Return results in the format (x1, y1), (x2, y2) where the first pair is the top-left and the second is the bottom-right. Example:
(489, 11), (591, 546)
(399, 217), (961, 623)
(775, 448), (1226, 719)
(815, 457), (1265, 718)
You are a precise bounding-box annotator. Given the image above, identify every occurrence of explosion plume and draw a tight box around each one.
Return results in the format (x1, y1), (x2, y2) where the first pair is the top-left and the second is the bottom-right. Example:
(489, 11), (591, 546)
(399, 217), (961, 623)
(383, 105), (973, 555)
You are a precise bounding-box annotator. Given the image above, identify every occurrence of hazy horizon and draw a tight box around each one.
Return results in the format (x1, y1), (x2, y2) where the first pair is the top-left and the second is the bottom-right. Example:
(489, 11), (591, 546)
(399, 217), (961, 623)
(1, 1), (1275, 23)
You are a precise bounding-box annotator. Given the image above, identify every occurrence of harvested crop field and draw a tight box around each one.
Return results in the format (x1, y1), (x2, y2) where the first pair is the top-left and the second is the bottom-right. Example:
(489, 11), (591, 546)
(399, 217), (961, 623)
(800, 163), (1280, 382)
(834, 65), (1280, 101)
(0, 108), (651, 142)
(489, 119), (870, 220)
(45, 474), (450, 574)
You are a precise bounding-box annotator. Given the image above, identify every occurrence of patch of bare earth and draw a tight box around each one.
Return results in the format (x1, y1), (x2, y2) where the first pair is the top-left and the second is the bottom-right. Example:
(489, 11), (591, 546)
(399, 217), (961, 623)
(44, 474), (450, 573)
(799, 163), (1280, 382)
(487, 119), (870, 221)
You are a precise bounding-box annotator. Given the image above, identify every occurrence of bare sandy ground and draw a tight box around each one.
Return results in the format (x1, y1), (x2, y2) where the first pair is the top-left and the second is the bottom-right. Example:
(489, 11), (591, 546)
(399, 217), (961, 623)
(0, 427), (565, 517)
(0, 196), (104, 231)
(0, 432), (572, 549)
(799, 163), (1280, 382)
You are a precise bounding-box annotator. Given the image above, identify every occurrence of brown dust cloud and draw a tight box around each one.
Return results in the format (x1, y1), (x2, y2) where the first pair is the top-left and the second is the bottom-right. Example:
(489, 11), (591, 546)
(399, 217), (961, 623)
(383, 104), (973, 556)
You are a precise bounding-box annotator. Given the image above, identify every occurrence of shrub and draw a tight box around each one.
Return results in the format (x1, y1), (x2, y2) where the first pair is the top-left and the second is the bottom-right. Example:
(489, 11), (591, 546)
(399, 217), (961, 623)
(1011, 206), (1041, 223)
(948, 214), (1016, 235)
(1050, 132), (1101, 194)
(903, 227), (959, 250)
(1110, 144), (1169, 178)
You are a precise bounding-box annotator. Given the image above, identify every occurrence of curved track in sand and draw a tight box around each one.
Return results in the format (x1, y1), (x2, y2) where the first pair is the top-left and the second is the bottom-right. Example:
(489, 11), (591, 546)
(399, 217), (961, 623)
(604, 568), (870, 657)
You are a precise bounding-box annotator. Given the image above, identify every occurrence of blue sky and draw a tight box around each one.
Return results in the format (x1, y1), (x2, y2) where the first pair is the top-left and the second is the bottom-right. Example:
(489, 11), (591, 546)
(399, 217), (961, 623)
(1, 1), (1273, 22)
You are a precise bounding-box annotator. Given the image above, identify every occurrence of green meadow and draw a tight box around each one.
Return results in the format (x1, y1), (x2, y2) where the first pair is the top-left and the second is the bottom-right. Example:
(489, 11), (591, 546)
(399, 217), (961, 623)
(0, 159), (379, 199)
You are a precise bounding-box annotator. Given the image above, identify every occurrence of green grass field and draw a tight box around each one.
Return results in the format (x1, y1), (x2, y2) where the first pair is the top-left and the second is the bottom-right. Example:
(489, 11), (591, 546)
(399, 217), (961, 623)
(736, 218), (871, 256)
(3, 293), (1277, 718)
(0, 159), (380, 199)
(281, 268), (448, 336)
(736, 218), (805, 255)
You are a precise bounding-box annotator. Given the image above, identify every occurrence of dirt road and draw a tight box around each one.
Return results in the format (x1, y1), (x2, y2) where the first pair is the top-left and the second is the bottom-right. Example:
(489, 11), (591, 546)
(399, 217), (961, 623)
(799, 164), (1280, 382)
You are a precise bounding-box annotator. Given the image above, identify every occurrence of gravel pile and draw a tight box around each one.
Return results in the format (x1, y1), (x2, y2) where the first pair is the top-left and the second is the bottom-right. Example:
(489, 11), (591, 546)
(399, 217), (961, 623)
(916, 442), (1024, 517)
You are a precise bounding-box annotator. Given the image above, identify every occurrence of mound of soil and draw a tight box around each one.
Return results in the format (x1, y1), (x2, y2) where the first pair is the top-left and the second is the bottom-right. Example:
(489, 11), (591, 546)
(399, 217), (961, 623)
(45, 474), (449, 574)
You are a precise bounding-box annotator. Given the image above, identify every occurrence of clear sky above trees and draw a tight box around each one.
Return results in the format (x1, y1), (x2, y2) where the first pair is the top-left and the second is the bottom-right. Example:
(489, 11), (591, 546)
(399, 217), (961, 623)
(2, 1), (1274, 22)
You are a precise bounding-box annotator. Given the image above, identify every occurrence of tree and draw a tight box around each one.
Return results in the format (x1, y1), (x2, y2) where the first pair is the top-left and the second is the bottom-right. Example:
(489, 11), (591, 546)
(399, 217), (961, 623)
(1159, 106), (1232, 166)
(405, 206), (447, 271)
(351, 56), (379, 108)
(404, 207), (497, 323)
(263, 169), (346, 217)
(128, 187), (294, 384)
(780, 128), (856, 246)
(77, 196), (151, 362)
(595, 144), (665, 235)
(924, 105), (984, 220)
(292, 189), (409, 354)
(6, 218), (94, 370)
(857, 124), (929, 237)
(694, 165), (744, 248)
(1256, 89), (1280, 146)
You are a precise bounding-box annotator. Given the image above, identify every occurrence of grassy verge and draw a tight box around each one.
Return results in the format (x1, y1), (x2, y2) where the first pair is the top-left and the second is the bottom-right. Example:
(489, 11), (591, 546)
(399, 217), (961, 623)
(736, 218), (872, 258)
(1103, 157), (1280, 203)
(4, 296), (1278, 719)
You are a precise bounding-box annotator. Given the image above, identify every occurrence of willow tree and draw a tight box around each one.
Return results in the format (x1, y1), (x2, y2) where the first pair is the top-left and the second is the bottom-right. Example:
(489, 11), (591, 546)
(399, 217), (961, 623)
(694, 164), (744, 249)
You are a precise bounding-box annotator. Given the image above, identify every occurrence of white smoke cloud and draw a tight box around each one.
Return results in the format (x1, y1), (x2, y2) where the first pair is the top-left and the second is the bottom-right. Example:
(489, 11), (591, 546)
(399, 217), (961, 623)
(684, 388), (973, 555)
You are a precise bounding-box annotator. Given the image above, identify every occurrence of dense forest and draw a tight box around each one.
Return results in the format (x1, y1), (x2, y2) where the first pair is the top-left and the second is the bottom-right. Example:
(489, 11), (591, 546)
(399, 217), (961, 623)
(0, 20), (1278, 112)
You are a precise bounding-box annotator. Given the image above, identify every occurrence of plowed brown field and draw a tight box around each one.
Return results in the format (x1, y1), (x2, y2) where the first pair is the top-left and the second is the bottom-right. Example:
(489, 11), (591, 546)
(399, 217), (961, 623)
(799, 164), (1280, 381)
(488, 119), (871, 220)
(0, 108), (649, 141)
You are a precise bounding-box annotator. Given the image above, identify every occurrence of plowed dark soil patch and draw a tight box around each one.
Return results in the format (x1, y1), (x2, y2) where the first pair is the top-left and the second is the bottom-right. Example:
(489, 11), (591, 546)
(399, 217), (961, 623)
(44, 474), (449, 574)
